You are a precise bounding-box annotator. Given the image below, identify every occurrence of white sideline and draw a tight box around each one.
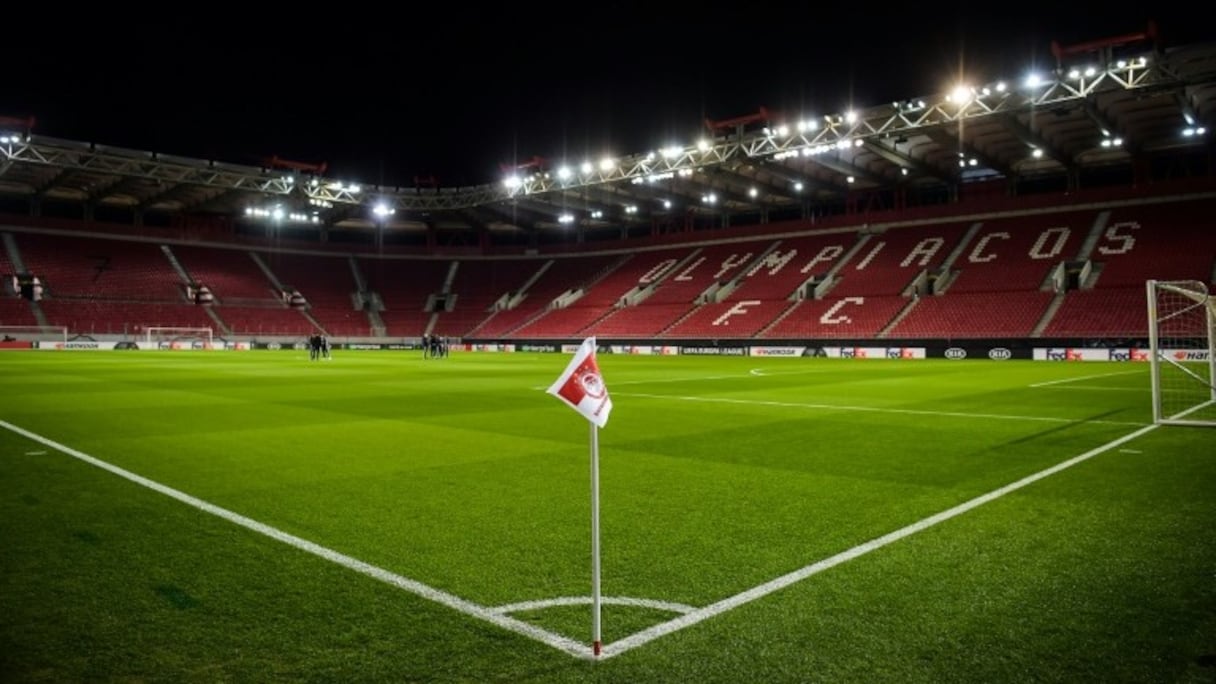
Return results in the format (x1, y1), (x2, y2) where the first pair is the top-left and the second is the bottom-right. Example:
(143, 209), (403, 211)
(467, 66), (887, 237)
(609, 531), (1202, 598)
(613, 392), (1147, 427)
(1029, 371), (1141, 387)
(598, 422), (1160, 659)
(0, 419), (594, 660)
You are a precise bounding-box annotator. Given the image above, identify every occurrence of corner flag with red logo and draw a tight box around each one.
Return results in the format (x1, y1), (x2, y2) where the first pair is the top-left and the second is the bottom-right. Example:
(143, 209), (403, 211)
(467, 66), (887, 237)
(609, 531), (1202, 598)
(547, 337), (612, 428)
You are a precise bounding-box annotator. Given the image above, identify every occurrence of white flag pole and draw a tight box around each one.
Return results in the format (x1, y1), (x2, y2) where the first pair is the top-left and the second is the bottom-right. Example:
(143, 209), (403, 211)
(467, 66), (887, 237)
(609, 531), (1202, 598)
(590, 420), (603, 657)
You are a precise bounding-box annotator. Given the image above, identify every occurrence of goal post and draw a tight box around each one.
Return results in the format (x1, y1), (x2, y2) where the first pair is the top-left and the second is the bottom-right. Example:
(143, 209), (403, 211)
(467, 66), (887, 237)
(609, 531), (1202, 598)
(1146, 279), (1216, 426)
(0, 324), (68, 345)
(143, 326), (215, 350)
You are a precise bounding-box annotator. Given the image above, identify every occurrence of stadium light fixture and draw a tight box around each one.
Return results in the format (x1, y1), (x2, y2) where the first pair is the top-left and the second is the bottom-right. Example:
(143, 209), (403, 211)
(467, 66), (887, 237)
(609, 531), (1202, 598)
(580, 161), (594, 174)
(697, 139), (711, 152)
(748, 187), (758, 198)
(793, 181), (804, 192)
(662, 200), (672, 209)
(1024, 73), (1044, 89)
(660, 145), (683, 159)
(948, 85), (972, 105)
(557, 166), (572, 180)
(373, 203), (395, 217)
(846, 176), (855, 184)
(844, 111), (858, 124)
(558, 213), (575, 224)
(624, 205), (638, 214)
(503, 175), (521, 190)
(599, 158), (615, 172)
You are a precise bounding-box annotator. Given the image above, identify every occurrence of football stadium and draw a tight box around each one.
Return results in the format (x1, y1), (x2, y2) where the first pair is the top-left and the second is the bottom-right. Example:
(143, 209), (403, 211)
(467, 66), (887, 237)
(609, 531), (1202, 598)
(3, 15), (1216, 683)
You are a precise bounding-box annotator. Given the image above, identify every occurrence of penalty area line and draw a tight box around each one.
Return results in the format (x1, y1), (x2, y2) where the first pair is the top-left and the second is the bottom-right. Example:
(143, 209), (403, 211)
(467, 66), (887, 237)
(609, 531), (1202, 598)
(599, 421), (1160, 659)
(0, 419), (594, 660)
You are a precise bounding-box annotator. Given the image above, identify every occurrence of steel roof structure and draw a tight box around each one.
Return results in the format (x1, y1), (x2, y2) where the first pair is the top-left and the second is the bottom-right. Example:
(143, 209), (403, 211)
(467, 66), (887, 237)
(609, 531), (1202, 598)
(2, 29), (1214, 241)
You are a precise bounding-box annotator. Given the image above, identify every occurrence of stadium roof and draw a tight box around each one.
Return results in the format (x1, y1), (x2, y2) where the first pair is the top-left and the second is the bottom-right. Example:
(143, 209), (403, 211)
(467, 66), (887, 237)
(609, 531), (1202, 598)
(2, 24), (1214, 241)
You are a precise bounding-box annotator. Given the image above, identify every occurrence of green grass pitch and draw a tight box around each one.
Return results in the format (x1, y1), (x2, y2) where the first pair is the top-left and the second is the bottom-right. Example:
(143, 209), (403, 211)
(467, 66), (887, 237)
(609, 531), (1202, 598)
(2, 350), (1215, 682)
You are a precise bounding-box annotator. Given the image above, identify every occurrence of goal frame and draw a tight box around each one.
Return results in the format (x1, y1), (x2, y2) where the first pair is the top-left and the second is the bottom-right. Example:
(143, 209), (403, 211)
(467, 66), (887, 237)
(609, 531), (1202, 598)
(0, 324), (69, 345)
(143, 326), (215, 350)
(1146, 279), (1216, 426)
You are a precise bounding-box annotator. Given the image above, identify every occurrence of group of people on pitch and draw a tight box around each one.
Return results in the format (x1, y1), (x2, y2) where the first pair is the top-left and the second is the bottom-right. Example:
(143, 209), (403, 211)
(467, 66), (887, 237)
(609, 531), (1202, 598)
(422, 334), (448, 359)
(308, 334), (331, 361)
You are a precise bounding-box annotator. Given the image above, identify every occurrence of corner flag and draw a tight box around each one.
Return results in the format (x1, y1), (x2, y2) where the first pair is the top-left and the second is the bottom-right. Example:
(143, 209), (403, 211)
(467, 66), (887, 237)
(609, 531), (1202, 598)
(547, 337), (612, 428)
(546, 336), (612, 657)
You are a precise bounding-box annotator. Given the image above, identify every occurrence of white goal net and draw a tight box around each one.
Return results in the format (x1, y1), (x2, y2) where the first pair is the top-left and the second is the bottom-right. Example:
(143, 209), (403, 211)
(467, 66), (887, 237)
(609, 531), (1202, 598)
(144, 326), (215, 350)
(1147, 279), (1216, 426)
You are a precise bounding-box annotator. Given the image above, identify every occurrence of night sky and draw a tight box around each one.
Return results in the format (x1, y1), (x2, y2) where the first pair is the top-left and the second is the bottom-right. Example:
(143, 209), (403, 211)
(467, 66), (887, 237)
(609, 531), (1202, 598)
(3, 4), (1208, 189)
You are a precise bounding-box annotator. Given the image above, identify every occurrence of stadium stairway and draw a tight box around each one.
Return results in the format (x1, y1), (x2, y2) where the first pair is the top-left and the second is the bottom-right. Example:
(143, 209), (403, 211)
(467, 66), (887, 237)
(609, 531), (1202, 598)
(1031, 292), (1067, 337)
(2, 232), (30, 274)
(203, 306), (233, 336)
(161, 245), (194, 288)
(877, 297), (918, 338)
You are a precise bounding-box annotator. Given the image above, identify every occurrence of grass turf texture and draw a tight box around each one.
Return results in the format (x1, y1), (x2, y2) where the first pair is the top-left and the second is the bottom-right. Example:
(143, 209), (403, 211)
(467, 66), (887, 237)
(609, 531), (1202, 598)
(1, 350), (1214, 682)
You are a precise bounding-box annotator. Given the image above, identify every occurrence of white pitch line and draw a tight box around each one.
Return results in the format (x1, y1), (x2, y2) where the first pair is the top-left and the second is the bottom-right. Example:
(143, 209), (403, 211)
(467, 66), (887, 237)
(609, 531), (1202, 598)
(532, 374), (757, 391)
(599, 422), (1160, 659)
(533, 369), (827, 391)
(492, 596), (697, 616)
(605, 373), (761, 387)
(1029, 370), (1141, 388)
(613, 392), (1147, 427)
(24, 450), (47, 455)
(0, 419), (595, 661)
(1027, 386), (1144, 392)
